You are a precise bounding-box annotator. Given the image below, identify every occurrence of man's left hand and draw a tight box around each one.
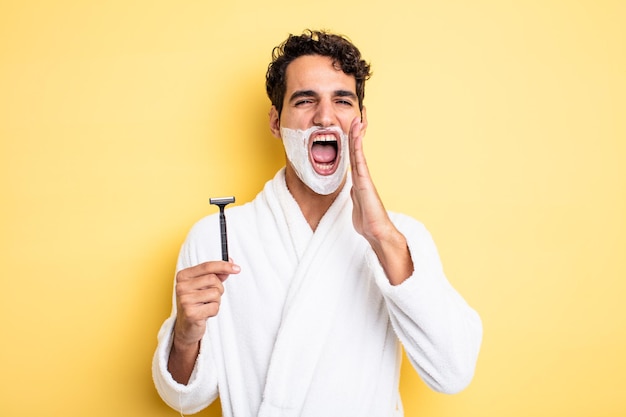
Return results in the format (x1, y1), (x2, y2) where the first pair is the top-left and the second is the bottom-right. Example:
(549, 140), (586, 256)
(348, 115), (414, 285)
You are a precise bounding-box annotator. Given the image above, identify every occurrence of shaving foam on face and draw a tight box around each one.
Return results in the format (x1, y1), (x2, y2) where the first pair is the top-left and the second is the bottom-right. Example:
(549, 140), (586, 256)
(280, 125), (349, 195)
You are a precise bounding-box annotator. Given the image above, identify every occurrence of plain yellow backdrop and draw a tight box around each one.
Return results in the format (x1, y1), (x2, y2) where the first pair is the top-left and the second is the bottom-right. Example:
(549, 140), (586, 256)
(1, 1), (624, 416)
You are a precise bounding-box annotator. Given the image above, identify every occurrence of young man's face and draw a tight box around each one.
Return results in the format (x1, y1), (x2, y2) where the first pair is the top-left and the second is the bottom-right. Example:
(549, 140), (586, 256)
(269, 54), (365, 195)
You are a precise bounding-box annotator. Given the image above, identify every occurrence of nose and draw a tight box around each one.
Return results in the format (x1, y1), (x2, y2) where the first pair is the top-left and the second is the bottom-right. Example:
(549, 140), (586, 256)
(313, 98), (335, 127)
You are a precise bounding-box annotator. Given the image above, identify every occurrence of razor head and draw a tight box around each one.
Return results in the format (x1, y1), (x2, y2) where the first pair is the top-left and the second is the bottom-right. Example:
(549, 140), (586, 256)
(209, 196), (236, 207)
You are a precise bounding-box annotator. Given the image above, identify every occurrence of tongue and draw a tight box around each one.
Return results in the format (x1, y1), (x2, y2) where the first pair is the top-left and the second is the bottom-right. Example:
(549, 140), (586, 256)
(311, 142), (337, 163)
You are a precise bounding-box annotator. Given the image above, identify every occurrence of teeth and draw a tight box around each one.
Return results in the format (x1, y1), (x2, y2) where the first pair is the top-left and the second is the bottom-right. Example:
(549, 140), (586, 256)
(313, 134), (337, 142)
(314, 162), (334, 170)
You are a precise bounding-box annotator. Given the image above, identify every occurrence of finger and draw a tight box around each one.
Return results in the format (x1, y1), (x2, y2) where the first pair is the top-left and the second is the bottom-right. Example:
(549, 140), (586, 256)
(179, 299), (222, 322)
(177, 274), (224, 295)
(194, 276), (225, 294)
(360, 107), (369, 133)
(349, 117), (370, 180)
(177, 260), (240, 282)
(193, 260), (240, 277)
(217, 259), (241, 282)
(179, 285), (224, 306)
(348, 117), (360, 168)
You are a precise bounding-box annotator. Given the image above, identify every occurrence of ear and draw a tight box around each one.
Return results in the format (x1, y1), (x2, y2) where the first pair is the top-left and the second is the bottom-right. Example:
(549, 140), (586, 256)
(269, 106), (281, 139)
(360, 106), (368, 135)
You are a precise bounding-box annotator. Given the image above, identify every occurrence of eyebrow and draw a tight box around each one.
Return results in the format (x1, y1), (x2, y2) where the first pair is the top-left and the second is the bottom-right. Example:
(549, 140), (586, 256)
(334, 90), (358, 100)
(289, 90), (318, 102)
(289, 89), (358, 103)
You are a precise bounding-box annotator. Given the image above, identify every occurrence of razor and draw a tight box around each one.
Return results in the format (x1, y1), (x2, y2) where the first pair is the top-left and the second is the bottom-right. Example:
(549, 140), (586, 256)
(209, 196), (235, 261)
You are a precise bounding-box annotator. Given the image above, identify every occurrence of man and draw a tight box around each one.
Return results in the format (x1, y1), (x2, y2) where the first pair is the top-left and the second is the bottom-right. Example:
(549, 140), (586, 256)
(153, 30), (482, 416)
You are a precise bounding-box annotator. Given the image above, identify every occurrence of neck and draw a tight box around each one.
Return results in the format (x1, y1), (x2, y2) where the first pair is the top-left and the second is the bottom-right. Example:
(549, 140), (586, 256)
(284, 165), (346, 231)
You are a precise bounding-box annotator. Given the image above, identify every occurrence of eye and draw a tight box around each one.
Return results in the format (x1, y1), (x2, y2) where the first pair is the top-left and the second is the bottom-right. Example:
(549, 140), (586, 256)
(295, 99), (314, 106)
(336, 99), (353, 106)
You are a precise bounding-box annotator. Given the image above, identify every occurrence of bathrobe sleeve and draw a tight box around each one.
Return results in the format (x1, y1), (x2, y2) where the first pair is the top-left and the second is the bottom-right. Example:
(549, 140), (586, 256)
(151, 221), (220, 414)
(368, 212), (483, 394)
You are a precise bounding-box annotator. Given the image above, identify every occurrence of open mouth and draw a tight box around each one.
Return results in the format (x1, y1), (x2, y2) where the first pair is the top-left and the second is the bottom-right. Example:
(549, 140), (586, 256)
(309, 131), (340, 175)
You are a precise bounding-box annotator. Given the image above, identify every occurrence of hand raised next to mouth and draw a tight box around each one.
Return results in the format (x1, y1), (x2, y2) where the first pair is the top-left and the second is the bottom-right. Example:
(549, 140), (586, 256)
(348, 112), (414, 286)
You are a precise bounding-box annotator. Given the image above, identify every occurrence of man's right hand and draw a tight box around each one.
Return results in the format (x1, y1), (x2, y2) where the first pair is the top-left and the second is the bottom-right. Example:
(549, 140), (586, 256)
(168, 260), (240, 384)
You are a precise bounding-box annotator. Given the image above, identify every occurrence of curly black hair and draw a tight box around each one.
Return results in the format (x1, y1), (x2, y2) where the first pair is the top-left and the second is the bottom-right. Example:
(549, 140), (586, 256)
(266, 29), (372, 117)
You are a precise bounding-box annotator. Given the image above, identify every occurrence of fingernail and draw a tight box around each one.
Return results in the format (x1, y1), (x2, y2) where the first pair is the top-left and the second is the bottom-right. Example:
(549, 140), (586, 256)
(232, 264), (241, 272)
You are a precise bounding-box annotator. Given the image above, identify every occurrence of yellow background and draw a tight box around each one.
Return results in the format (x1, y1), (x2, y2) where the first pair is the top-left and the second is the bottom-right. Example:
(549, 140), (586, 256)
(1, 1), (624, 416)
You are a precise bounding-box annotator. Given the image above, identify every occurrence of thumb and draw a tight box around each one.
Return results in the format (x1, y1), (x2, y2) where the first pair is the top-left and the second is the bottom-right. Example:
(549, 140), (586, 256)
(218, 259), (241, 282)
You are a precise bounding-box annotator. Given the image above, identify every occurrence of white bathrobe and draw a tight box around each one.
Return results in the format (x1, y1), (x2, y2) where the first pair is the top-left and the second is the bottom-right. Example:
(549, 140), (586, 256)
(152, 168), (482, 416)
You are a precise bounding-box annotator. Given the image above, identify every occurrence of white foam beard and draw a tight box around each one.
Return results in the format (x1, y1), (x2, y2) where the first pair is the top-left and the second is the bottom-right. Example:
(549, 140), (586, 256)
(280, 125), (349, 195)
